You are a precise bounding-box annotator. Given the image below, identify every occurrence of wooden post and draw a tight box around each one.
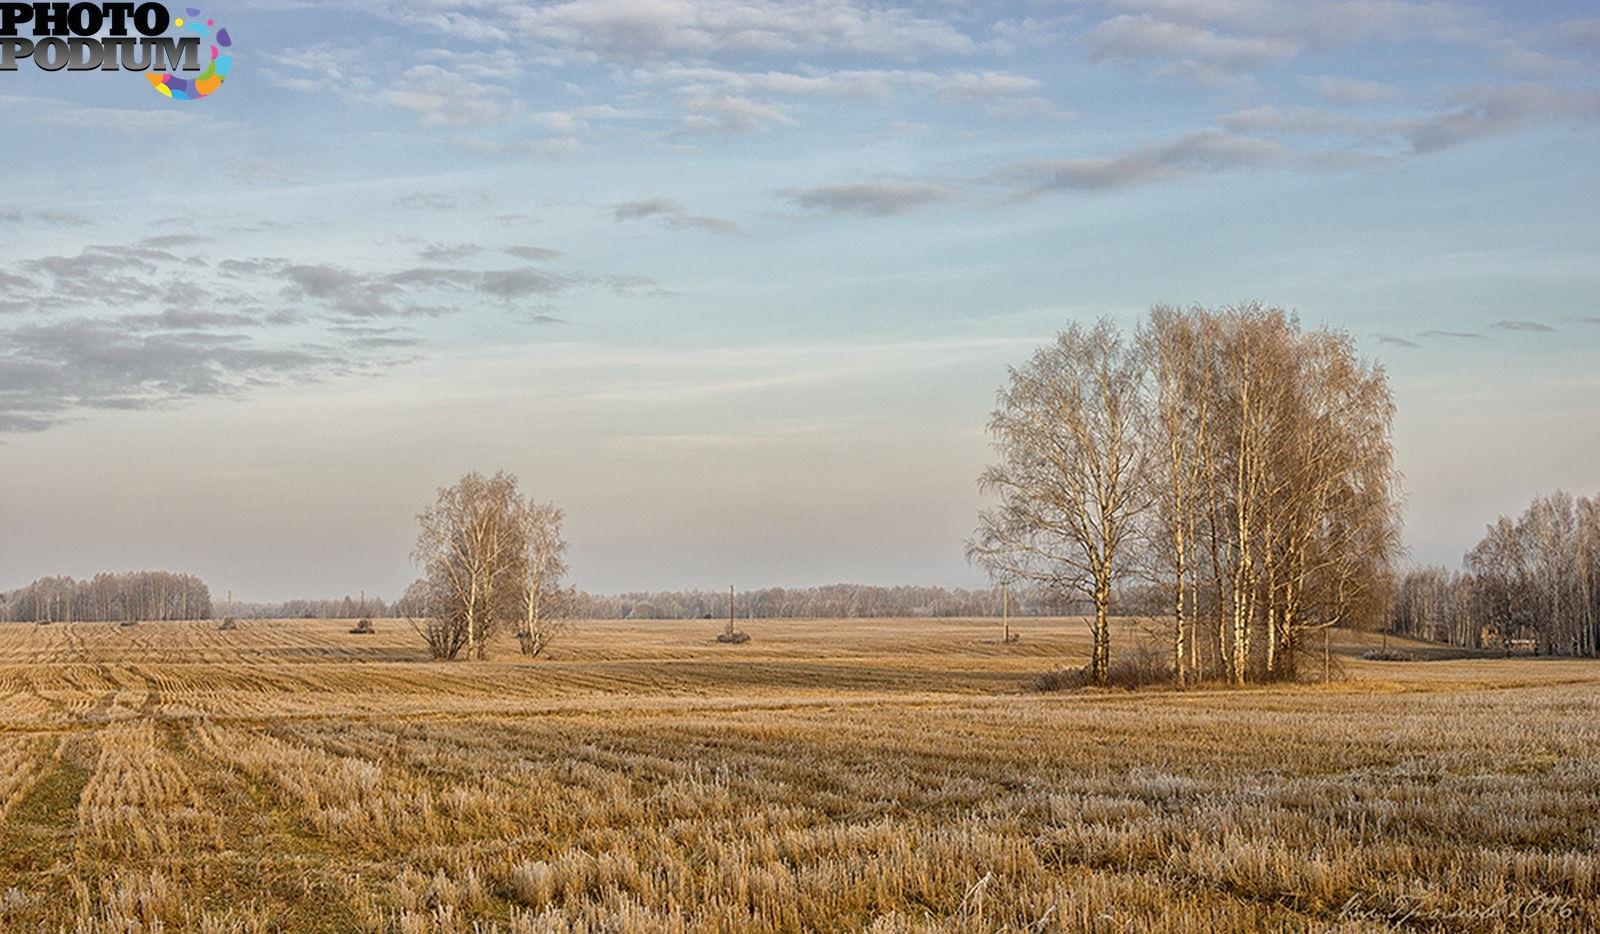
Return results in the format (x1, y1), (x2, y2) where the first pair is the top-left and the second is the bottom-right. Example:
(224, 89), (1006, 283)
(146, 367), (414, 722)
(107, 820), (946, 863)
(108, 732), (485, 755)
(727, 585), (735, 639)
(1002, 582), (1010, 644)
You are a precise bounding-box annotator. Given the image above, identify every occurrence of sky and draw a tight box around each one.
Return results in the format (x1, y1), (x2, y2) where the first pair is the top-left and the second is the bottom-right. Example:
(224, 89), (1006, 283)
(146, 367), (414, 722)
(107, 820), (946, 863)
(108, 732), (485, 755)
(1, 0), (1597, 601)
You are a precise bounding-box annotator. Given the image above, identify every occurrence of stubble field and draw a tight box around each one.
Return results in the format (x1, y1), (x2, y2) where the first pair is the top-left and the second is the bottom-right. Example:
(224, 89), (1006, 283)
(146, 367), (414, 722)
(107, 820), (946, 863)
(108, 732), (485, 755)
(0, 616), (1596, 932)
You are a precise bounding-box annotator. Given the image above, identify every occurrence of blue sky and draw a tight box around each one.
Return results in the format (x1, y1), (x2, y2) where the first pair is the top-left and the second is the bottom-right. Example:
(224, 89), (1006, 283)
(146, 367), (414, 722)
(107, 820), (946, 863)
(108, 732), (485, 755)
(1, 0), (1597, 599)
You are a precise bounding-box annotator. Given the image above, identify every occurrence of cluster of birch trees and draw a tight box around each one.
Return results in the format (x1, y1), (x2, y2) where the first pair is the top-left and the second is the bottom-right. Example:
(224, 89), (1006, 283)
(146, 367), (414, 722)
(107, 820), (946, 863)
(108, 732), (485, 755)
(404, 471), (574, 660)
(1392, 491), (1600, 655)
(971, 303), (1400, 685)
(0, 571), (212, 623)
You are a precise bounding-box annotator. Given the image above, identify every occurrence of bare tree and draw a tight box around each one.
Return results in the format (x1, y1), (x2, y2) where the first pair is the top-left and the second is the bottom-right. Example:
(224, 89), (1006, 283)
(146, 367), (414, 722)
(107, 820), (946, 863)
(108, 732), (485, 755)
(411, 472), (526, 660)
(1139, 306), (1207, 685)
(514, 499), (574, 657)
(969, 319), (1147, 684)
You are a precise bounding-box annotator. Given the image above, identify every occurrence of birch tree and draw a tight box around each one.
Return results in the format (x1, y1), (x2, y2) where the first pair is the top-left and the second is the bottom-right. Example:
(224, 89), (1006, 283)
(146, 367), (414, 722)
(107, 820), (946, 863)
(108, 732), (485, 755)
(412, 472), (526, 660)
(515, 499), (574, 657)
(969, 319), (1147, 684)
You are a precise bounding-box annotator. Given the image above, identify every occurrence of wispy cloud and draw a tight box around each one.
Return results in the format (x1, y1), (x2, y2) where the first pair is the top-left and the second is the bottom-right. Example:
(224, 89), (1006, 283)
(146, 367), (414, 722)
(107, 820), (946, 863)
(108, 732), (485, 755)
(1085, 14), (1299, 81)
(1491, 319), (1556, 332)
(1404, 84), (1600, 153)
(613, 198), (743, 235)
(784, 182), (956, 217)
(995, 131), (1313, 196)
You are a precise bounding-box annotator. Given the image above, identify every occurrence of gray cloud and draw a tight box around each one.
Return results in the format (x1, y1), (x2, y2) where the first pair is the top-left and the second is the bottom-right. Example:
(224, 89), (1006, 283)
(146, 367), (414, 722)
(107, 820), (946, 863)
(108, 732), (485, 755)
(140, 234), (211, 249)
(1221, 105), (1368, 135)
(28, 244), (186, 306)
(1417, 330), (1482, 340)
(785, 182), (956, 216)
(504, 245), (564, 261)
(0, 317), (355, 432)
(613, 198), (743, 235)
(997, 131), (1310, 196)
(1404, 84), (1600, 154)
(1491, 320), (1556, 332)
(0, 271), (37, 293)
(393, 191), (490, 211)
(0, 228), (668, 431)
(481, 268), (572, 300)
(418, 243), (486, 263)
(1373, 333), (1419, 348)
(0, 204), (95, 228)
(117, 309), (262, 331)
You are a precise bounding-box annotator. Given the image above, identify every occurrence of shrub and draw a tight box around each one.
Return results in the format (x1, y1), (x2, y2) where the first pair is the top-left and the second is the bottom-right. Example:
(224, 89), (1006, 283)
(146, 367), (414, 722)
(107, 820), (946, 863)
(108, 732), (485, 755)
(1032, 643), (1172, 691)
(216, 617), (237, 631)
(349, 618), (375, 635)
(715, 630), (751, 644)
(1361, 648), (1415, 661)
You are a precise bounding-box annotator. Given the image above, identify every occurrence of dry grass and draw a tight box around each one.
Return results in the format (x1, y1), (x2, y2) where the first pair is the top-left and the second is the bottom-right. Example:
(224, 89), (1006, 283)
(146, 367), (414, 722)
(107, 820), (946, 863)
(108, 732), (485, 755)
(0, 617), (1596, 932)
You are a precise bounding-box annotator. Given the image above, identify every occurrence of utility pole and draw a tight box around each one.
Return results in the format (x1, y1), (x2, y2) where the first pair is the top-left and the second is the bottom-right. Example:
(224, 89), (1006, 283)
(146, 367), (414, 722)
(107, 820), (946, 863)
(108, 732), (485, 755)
(1001, 582), (1010, 644)
(727, 584), (736, 640)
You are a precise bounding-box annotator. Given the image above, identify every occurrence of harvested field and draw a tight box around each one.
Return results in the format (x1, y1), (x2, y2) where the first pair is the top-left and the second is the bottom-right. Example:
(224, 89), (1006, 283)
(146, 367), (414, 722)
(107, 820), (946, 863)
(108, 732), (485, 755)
(0, 617), (1595, 932)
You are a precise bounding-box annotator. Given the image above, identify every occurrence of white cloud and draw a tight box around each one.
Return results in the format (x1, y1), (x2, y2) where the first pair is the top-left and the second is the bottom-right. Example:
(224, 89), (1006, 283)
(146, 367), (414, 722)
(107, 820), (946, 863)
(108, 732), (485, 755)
(1086, 13), (1299, 76)
(507, 0), (975, 62)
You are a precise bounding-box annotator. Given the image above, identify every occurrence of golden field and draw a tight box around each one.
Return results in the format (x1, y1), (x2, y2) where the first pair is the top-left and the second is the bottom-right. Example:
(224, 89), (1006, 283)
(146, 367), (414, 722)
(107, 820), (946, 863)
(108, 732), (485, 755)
(0, 617), (1596, 933)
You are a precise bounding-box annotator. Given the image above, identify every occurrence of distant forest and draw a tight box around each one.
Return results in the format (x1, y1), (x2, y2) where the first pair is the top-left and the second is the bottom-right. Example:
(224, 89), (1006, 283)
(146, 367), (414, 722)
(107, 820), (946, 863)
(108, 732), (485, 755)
(0, 571), (212, 623)
(1, 578), (1087, 623)
(1391, 490), (1599, 656)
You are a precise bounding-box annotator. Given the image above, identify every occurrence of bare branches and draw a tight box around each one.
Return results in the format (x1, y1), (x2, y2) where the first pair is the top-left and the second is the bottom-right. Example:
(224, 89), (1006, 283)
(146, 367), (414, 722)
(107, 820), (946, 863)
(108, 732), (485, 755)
(974, 304), (1402, 687)
(410, 472), (573, 661)
(970, 319), (1148, 683)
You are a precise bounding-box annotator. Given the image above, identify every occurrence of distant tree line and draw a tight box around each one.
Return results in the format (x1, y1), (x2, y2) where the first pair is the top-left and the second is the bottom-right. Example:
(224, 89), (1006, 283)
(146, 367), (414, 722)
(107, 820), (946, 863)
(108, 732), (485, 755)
(1392, 491), (1600, 656)
(230, 595), (391, 620)
(0, 571), (212, 623)
(971, 305), (1401, 685)
(568, 584), (1090, 620)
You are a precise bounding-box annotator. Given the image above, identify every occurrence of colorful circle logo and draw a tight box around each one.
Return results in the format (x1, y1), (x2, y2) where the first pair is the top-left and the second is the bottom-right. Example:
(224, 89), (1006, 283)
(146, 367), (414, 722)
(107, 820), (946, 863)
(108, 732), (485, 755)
(146, 8), (233, 101)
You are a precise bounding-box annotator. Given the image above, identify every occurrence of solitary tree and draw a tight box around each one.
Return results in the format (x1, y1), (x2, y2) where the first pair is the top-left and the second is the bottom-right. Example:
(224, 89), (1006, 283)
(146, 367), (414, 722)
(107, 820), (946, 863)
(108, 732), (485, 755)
(412, 472), (526, 660)
(969, 319), (1147, 684)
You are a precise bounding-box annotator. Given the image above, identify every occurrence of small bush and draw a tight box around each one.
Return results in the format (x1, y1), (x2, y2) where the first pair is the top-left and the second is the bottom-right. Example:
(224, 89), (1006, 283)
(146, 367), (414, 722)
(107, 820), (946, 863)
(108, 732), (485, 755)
(118, 619), (138, 628)
(216, 617), (237, 631)
(715, 630), (751, 644)
(349, 618), (375, 635)
(1361, 648), (1414, 661)
(1032, 643), (1173, 692)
